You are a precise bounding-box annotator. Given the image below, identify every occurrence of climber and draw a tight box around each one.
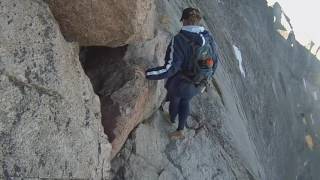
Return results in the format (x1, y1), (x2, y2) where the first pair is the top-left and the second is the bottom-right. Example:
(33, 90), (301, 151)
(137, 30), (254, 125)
(145, 7), (219, 140)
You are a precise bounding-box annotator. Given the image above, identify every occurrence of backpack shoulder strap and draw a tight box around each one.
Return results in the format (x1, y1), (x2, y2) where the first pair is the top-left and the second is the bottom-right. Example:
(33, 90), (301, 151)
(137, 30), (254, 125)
(178, 32), (199, 56)
(178, 32), (191, 43)
(178, 32), (196, 47)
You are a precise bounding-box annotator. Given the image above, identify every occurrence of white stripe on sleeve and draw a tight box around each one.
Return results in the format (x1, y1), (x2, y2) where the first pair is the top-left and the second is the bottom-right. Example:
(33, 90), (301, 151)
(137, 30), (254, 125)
(200, 34), (205, 46)
(146, 38), (175, 76)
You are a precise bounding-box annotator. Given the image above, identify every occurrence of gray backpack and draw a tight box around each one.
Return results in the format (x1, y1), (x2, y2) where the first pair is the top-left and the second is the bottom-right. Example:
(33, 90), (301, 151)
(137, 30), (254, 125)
(179, 33), (215, 86)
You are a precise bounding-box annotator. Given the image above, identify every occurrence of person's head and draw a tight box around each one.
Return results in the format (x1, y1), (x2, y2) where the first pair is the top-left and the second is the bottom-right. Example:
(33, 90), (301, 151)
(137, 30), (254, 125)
(180, 7), (202, 26)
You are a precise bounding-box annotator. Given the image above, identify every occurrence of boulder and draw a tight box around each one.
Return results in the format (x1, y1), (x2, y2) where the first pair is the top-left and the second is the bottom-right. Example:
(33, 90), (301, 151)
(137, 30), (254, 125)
(0, 0), (111, 179)
(46, 0), (155, 47)
(80, 31), (170, 158)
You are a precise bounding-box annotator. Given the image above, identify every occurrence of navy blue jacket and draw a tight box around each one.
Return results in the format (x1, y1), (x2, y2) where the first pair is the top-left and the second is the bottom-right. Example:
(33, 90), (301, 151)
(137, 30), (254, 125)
(145, 26), (219, 98)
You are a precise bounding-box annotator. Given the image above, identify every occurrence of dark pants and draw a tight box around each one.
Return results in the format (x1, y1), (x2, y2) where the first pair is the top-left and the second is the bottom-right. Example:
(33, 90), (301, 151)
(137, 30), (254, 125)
(169, 95), (191, 131)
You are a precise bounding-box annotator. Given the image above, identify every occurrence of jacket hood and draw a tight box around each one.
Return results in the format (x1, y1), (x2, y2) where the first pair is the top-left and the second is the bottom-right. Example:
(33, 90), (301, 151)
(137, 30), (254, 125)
(180, 25), (211, 46)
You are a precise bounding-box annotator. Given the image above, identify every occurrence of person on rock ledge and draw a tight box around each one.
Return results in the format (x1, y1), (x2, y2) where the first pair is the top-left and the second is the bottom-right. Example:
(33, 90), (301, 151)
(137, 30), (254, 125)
(145, 7), (220, 140)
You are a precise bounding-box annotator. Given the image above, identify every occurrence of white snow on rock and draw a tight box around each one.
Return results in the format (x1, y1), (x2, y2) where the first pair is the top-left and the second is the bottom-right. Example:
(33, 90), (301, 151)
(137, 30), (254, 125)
(303, 78), (307, 89)
(272, 81), (279, 100)
(233, 45), (246, 77)
(313, 91), (318, 101)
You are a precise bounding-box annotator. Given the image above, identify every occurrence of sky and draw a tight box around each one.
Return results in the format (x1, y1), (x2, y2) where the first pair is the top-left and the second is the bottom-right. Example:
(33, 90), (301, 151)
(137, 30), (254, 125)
(267, 0), (320, 51)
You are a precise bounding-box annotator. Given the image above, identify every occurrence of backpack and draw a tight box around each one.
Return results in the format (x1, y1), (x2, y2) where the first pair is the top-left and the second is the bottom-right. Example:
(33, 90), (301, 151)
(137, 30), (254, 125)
(179, 33), (215, 86)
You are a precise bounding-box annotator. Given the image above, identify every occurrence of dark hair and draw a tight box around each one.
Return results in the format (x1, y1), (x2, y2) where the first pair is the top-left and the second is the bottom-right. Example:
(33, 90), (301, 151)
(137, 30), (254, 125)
(185, 14), (201, 25)
(181, 7), (201, 25)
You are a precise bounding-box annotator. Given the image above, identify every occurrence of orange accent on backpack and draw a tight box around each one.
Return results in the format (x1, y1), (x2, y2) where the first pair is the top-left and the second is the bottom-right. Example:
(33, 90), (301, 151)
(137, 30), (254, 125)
(206, 58), (214, 67)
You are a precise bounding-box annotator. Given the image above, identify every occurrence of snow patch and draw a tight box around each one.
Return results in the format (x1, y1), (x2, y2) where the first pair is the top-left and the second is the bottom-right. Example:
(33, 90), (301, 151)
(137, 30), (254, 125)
(310, 114), (314, 125)
(313, 91), (318, 101)
(272, 81), (278, 100)
(233, 45), (246, 77)
(302, 117), (307, 125)
(303, 78), (307, 89)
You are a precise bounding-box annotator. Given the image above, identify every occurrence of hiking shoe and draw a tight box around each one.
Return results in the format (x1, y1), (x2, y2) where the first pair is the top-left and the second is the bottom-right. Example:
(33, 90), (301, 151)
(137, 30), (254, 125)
(169, 130), (185, 140)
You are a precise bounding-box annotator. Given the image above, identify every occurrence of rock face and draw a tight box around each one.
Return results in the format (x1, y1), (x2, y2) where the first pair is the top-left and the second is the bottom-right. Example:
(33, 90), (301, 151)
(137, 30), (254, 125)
(79, 31), (170, 158)
(110, 0), (320, 180)
(46, 0), (155, 47)
(0, 0), (111, 179)
(111, 105), (258, 180)
(2, 0), (320, 179)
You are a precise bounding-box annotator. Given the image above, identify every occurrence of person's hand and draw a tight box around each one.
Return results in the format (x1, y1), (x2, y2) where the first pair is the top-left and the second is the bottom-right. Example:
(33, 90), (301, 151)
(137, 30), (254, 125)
(133, 67), (145, 79)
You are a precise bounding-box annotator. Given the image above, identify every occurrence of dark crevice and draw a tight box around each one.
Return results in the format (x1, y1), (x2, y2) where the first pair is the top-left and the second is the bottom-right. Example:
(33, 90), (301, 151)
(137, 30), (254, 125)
(278, 72), (287, 95)
(111, 166), (126, 180)
(212, 78), (225, 106)
(246, 169), (256, 180)
(79, 45), (130, 142)
(100, 95), (121, 141)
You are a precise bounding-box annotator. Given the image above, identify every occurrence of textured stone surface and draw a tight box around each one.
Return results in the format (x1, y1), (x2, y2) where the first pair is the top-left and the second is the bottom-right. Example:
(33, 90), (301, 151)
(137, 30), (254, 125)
(111, 110), (256, 180)
(110, 0), (320, 180)
(1, 0), (320, 179)
(46, 0), (155, 47)
(0, 0), (111, 179)
(80, 31), (170, 158)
